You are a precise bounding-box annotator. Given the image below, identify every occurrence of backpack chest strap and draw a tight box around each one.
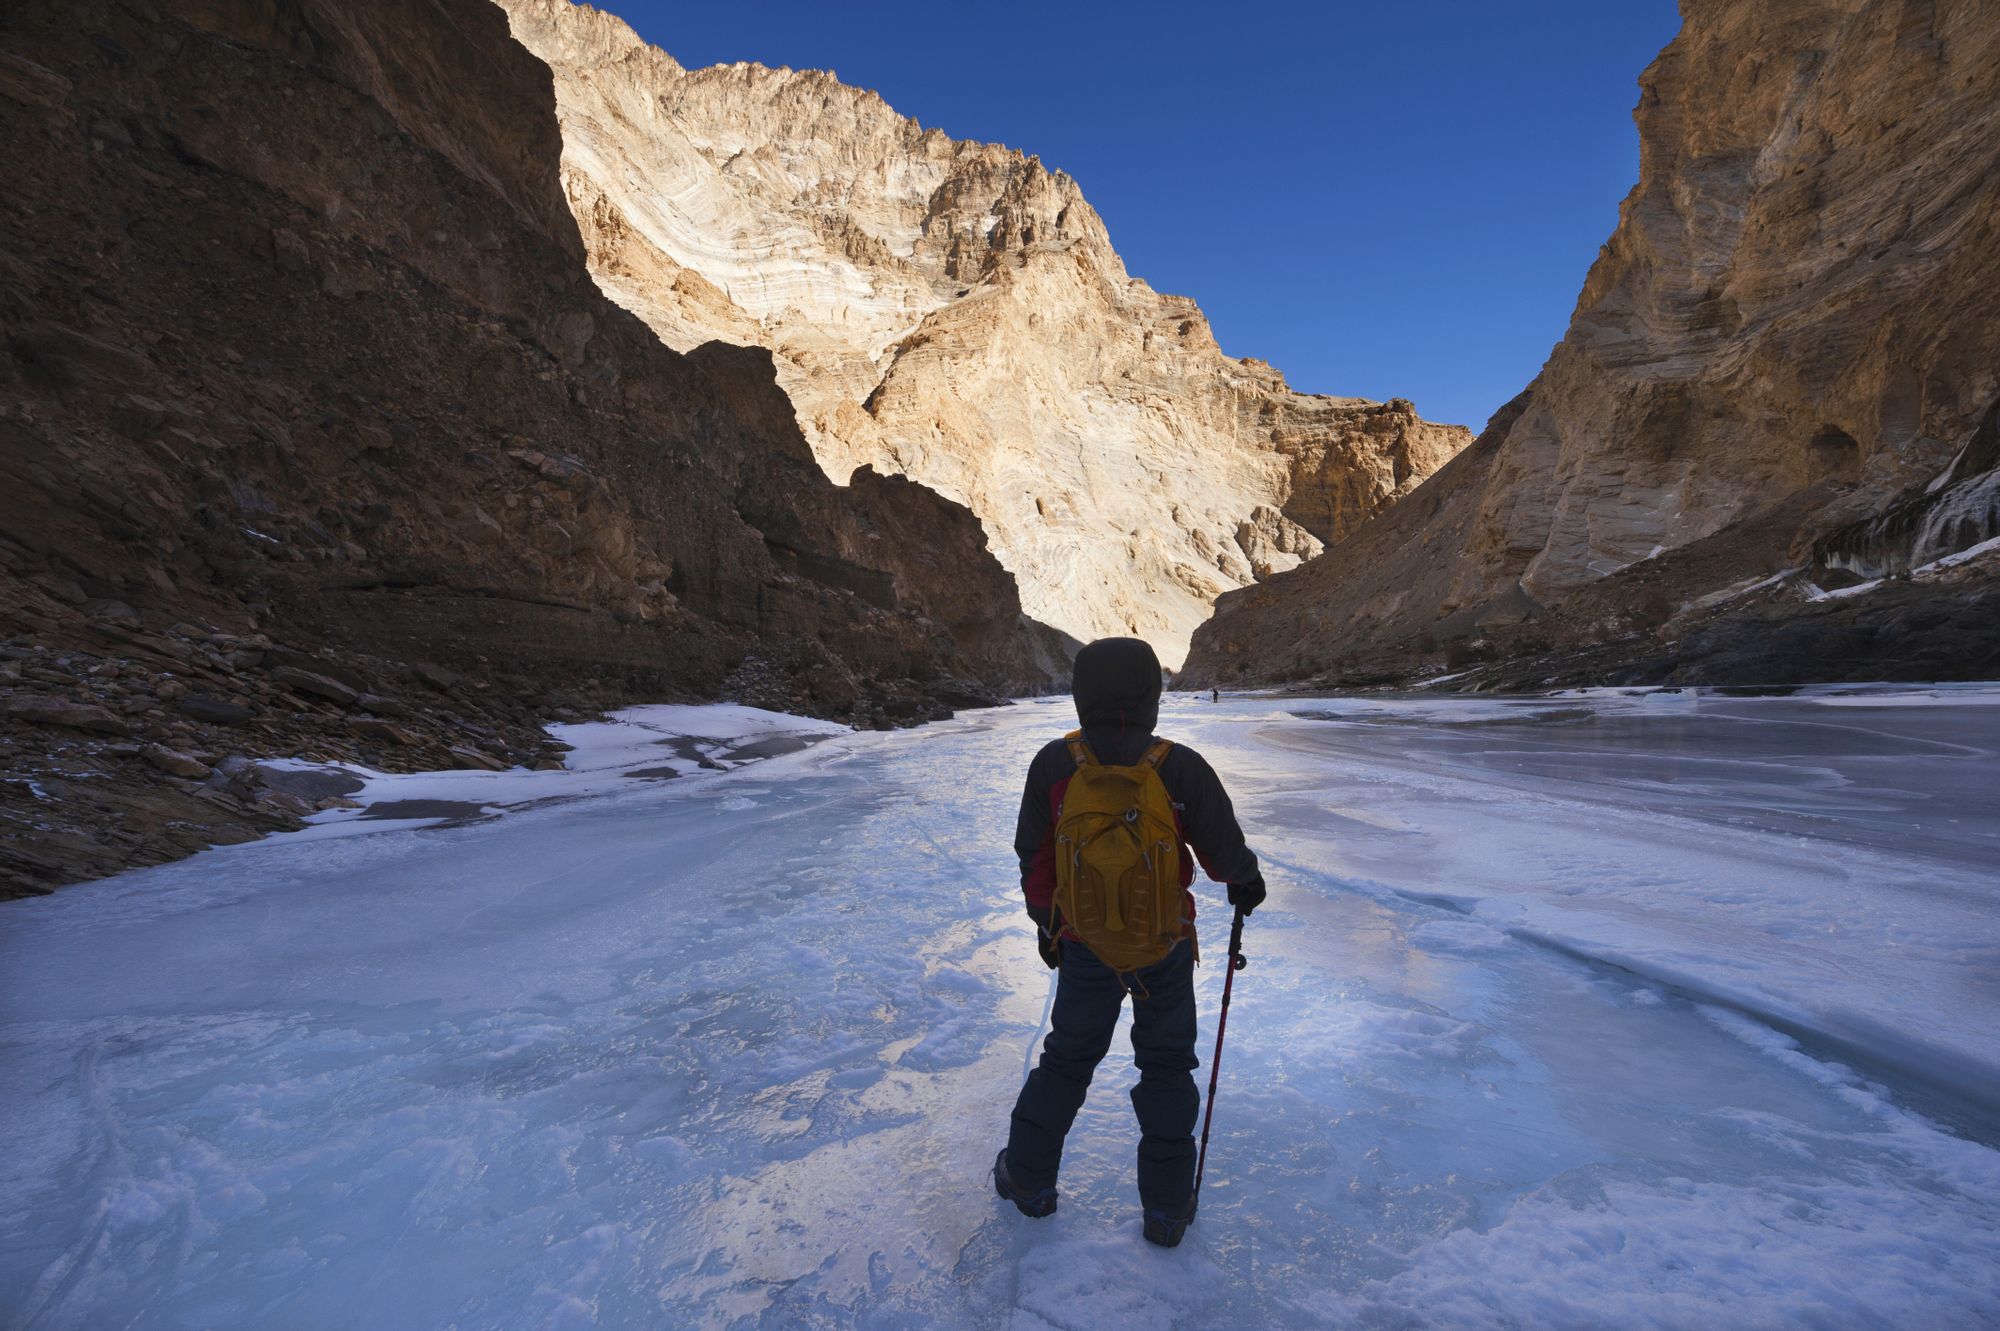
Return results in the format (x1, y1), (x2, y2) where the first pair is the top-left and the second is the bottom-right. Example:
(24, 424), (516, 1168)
(1065, 731), (1173, 770)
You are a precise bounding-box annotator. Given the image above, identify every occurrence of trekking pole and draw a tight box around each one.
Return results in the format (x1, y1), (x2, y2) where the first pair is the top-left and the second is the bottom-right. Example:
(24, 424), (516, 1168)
(1193, 905), (1248, 1202)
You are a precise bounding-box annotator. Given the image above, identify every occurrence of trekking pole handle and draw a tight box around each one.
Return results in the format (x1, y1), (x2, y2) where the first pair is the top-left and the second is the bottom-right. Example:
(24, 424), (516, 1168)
(1227, 906), (1247, 971)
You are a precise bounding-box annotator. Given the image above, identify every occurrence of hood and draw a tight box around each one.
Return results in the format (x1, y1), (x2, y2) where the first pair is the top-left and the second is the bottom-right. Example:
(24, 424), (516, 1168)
(1071, 637), (1162, 734)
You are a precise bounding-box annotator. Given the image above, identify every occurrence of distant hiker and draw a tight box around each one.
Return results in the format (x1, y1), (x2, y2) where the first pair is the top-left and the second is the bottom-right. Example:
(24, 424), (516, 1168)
(993, 636), (1265, 1247)
(1211, 688), (1220, 703)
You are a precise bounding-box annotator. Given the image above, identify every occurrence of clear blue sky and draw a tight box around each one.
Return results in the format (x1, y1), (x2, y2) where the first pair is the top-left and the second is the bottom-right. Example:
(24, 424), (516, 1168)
(597, 1), (1683, 431)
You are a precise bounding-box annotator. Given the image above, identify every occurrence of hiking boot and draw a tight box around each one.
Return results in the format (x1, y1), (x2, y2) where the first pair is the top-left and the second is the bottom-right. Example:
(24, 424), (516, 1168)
(1142, 1196), (1198, 1248)
(992, 1149), (1057, 1218)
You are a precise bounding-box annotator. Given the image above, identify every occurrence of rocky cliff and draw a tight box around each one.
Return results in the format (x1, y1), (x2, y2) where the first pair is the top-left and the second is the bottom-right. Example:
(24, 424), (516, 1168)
(1186, 0), (2000, 688)
(496, 0), (1470, 667)
(0, 0), (1061, 894)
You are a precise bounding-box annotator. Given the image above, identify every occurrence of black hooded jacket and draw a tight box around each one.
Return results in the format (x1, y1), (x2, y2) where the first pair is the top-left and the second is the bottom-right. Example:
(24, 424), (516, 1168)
(1015, 638), (1259, 922)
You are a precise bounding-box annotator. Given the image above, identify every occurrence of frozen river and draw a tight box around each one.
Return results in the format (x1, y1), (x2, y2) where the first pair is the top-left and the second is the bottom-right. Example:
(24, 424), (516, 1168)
(4, 688), (1999, 1329)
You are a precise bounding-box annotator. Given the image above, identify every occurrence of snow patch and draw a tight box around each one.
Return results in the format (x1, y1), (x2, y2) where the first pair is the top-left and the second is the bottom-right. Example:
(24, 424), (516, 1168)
(1811, 577), (1884, 600)
(242, 703), (850, 845)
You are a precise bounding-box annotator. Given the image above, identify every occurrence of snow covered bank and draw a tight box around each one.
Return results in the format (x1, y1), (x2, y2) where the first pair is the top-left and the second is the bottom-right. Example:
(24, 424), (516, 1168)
(246, 703), (851, 845)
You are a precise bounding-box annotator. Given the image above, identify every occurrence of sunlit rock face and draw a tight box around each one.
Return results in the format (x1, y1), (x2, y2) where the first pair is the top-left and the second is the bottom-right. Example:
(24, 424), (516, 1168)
(1186, 0), (2000, 684)
(497, 0), (1468, 665)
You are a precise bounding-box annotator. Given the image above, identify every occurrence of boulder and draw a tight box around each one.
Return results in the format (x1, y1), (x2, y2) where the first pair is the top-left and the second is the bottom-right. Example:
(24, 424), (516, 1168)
(270, 666), (359, 707)
(141, 743), (212, 779)
(254, 763), (365, 799)
(178, 694), (255, 725)
(447, 745), (507, 771)
(3, 695), (132, 735)
(350, 715), (418, 745)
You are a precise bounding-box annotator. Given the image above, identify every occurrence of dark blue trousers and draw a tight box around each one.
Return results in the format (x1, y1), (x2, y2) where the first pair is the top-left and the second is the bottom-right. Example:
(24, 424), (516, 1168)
(1006, 939), (1200, 1213)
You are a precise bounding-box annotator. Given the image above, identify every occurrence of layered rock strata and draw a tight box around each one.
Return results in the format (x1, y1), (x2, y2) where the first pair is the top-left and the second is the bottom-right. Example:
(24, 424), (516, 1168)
(1186, 0), (2000, 687)
(497, 0), (1469, 666)
(0, 0), (1060, 894)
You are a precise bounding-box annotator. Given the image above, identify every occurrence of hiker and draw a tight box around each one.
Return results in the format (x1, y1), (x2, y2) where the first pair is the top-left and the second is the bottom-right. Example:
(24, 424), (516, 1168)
(993, 636), (1265, 1247)
(1211, 688), (1220, 703)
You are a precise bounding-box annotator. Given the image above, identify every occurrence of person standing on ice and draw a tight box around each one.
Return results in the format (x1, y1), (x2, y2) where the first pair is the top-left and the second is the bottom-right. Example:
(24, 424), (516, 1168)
(993, 636), (1265, 1247)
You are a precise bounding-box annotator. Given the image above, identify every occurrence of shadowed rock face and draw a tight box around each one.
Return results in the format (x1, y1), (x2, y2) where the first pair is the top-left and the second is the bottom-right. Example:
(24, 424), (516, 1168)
(496, 0), (1469, 667)
(0, 0), (1060, 893)
(1185, 0), (2000, 687)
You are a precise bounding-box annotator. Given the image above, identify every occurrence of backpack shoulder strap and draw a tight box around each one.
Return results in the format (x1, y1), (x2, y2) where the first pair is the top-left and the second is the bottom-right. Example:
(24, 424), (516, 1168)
(1064, 729), (1096, 766)
(1140, 738), (1174, 770)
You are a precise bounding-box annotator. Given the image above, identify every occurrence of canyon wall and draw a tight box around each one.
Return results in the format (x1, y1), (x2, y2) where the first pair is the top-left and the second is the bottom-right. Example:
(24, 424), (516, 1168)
(1186, 0), (2000, 687)
(0, 0), (1059, 893)
(497, 0), (1470, 666)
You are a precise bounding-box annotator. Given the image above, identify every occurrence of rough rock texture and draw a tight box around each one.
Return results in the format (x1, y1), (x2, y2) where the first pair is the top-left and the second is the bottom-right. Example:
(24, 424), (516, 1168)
(0, 0), (1060, 895)
(497, 0), (1470, 666)
(1186, 0), (2000, 686)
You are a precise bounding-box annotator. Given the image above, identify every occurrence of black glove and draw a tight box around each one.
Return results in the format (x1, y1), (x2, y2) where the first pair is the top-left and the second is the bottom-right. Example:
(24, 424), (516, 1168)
(1026, 903), (1060, 968)
(1226, 873), (1266, 917)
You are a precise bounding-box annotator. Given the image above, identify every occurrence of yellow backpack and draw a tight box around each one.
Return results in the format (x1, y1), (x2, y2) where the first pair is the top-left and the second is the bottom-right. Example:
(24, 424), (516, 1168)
(1053, 730), (1186, 978)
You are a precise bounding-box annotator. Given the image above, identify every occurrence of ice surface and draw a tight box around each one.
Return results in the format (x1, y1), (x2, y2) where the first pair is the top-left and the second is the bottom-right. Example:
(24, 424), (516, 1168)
(3, 691), (1999, 1328)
